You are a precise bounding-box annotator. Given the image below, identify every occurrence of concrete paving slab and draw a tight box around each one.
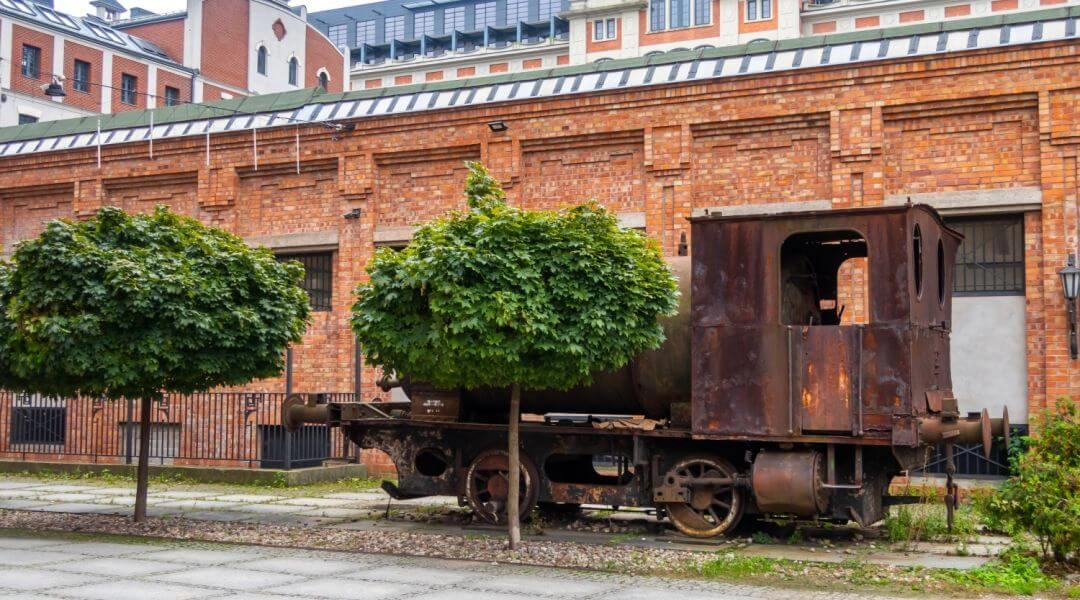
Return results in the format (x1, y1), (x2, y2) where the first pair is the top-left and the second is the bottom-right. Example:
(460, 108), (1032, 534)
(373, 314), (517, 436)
(178, 510), (252, 522)
(0, 536), (67, 550)
(210, 494), (285, 503)
(0, 499), (51, 510)
(24, 484), (95, 493)
(149, 491), (215, 499)
(0, 481), (43, 489)
(81, 487), (136, 496)
(239, 513), (341, 526)
(394, 496), (459, 507)
(39, 493), (108, 503)
(137, 547), (263, 565)
(272, 497), (360, 508)
(52, 557), (191, 577)
(594, 587), (744, 600)
(345, 565), (473, 586)
(242, 556), (379, 576)
(151, 566), (306, 591)
(61, 541), (160, 556)
(231, 503), (308, 514)
(53, 580), (213, 600)
(0, 488), (42, 498)
(263, 579), (419, 600)
(323, 492), (387, 501)
(31, 502), (126, 515)
(0, 594), (68, 600)
(464, 575), (617, 597)
(409, 592), (552, 600)
(295, 507), (371, 519)
(154, 500), (240, 510)
(0, 548), (82, 566)
(0, 567), (102, 591)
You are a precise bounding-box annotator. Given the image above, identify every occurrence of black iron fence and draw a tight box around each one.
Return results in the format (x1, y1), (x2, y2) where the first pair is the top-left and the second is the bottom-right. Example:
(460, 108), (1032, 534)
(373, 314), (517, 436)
(911, 425), (1027, 478)
(0, 391), (358, 469)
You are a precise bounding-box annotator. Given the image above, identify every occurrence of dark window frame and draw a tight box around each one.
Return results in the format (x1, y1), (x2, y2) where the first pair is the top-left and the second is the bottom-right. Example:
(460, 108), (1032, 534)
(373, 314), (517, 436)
(288, 57), (299, 86)
(120, 73), (138, 105)
(257, 46), (268, 75)
(73, 59), (91, 92)
(21, 44), (40, 79)
(18, 113), (38, 125)
(945, 214), (1025, 296)
(164, 85), (181, 106)
(277, 251), (333, 312)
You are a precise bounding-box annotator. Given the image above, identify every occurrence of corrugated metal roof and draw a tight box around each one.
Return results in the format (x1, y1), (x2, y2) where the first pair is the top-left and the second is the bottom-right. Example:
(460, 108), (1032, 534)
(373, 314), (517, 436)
(0, 6), (1075, 157)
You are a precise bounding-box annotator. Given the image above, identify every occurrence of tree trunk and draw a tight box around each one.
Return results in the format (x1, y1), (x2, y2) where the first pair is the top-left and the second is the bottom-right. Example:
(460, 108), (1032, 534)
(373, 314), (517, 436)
(507, 382), (521, 549)
(133, 396), (152, 523)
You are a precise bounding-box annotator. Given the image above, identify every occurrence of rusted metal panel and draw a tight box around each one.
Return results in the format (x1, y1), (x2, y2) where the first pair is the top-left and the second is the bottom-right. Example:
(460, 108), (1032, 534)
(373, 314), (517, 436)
(793, 327), (856, 434)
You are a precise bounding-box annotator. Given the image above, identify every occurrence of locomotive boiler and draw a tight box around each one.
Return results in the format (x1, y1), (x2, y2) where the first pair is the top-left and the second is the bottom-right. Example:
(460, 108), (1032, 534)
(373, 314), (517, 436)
(285, 204), (1008, 537)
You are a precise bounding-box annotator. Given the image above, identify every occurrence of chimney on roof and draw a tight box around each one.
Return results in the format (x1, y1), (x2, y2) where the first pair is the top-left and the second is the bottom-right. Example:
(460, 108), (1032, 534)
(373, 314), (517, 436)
(90, 0), (126, 21)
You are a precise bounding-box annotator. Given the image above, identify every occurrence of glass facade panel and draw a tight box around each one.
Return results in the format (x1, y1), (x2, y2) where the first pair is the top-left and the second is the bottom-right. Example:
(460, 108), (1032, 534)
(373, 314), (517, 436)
(357, 19), (376, 45)
(475, 1), (496, 28)
(414, 10), (435, 37)
(506, 0), (529, 24)
(327, 24), (348, 47)
(384, 16), (405, 42)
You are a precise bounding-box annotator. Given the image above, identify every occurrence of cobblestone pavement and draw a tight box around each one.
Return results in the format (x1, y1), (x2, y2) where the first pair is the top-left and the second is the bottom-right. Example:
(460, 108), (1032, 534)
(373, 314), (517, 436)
(0, 533), (911, 600)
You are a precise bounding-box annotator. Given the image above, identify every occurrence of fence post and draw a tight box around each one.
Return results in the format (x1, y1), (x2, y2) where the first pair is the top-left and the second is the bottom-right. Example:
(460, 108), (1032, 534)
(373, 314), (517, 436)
(284, 348), (293, 471)
(354, 336), (362, 401)
(124, 397), (134, 465)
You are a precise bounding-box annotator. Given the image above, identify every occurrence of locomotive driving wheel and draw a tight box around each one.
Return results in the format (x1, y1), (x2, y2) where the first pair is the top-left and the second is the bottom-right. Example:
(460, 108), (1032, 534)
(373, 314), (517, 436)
(660, 455), (744, 538)
(463, 448), (540, 525)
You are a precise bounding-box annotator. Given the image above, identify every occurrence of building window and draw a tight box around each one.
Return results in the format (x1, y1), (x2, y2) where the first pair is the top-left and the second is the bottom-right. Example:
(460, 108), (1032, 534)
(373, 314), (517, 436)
(287, 57), (299, 86)
(21, 44), (40, 79)
(506, 0), (529, 24)
(694, 0), (711, 25)
(538, 0), (563, 21)
(746, 0), (771, 21)
(670, 0), (690, 28)
(384, 15), (404, 42)
(164, 86), (180, 106)
(73, 59), (90, 92)
(120, 73), (137, 105)
(318, 71), (329, 90)
(10, 398), (65, 446)
(593, 18), (617, 40)
(327, 23), (348, 47)
(277, 252), (333, 311)
(357, 19), (376, 45)
(649, 0), (666, 32)
(414, 10), (435, 37)
(475, 2), (496, 29)
(17, 113), (38, 125)
(444, 6), (465, 33)
(257, 46), (268, 75)
(946, 215), (1025, 295)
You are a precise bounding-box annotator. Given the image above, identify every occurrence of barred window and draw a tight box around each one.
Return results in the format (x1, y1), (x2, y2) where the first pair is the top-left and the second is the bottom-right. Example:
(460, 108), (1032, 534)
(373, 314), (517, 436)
(10, 396), (65, 445)
(475, 2), (496, 29)
(356, 20), (376, 45)
(278, 252), (333, 311)
(327, 24), (348, 47)
(946, 215), (1025, 295)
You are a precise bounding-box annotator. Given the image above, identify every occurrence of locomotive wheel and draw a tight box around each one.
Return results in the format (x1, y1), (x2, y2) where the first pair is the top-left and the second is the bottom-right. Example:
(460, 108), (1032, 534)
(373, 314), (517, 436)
(463, 448), (540, 525)
(661, 455), (744, 538)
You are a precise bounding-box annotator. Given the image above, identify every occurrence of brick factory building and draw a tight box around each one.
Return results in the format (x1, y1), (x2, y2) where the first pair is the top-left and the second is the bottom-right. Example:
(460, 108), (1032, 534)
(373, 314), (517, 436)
(0, 0), (345, 127)
(0, 7), (1077, 471)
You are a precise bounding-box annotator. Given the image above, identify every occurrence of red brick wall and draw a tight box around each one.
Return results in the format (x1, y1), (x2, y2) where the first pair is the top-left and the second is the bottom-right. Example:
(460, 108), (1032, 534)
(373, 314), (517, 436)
(62, 41), (103, 113)
(157, 69), (193, 107)
(201, 0), (250, 89)
(0, 40), (1078, 464)
(305, 25), (345, 93)
(117, 18), (185, 62)
(203, 83), (243, 101)
(111, 56), (149, 112)
(10, 24), (52, 97)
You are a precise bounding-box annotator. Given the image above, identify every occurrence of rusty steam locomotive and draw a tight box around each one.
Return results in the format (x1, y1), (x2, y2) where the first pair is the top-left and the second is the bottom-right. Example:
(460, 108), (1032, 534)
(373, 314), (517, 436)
(285, 204), (1008, 537)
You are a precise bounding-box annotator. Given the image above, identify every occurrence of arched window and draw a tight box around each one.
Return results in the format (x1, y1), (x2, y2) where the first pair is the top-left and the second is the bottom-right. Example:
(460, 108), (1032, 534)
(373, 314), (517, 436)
(288, 57), (299, 86)
(257, 46), (268, 75)
(318, 70), (329, 91)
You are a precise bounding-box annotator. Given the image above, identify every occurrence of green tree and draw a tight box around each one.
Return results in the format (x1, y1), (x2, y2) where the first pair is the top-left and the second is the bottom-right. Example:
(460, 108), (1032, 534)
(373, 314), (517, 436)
(352, 163), (678, 547)
(982, 399), (1080, 562)
(0, 207), (310, 521)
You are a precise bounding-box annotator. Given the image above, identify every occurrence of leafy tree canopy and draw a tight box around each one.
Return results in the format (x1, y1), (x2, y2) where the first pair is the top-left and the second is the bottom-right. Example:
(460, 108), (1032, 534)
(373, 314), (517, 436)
(352, 162), (679, 392)
(0, 206), (311, 399)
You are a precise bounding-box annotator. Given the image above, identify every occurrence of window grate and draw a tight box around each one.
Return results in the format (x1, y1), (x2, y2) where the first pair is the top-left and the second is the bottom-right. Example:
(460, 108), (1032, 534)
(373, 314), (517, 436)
(946, 215), (1025, 295)
(11, 405), (65, 445)
(278, 252), (333, 311)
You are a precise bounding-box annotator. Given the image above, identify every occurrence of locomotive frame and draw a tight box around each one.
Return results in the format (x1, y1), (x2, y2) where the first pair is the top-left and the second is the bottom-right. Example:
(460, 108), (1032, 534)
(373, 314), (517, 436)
(285, 204), (1008, 537)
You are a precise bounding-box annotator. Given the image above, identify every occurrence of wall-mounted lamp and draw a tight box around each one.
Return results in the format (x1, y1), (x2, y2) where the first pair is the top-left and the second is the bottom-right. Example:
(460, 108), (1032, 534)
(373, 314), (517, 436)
(1059, 253), (1080, 359)
(343, 208), (362, 220)
(487, 120), (508, 133)
(43, 77), (66, 98)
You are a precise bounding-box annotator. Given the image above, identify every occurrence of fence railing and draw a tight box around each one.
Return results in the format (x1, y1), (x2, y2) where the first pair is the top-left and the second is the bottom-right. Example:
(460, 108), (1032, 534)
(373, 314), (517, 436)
(911, 425), (1027, 478)
(0, 391), (358, 469)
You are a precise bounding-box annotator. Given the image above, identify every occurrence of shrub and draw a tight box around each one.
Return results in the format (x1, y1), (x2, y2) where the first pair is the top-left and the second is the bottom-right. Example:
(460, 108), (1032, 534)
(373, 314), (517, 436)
(981, 399), (1080, 562)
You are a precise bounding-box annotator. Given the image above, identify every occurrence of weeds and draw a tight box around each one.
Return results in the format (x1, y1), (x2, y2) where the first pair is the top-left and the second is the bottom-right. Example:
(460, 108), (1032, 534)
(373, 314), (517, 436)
(883, 500), (975, 544)
(697, 554), (780, 578)
(942, 548), (1059, 596)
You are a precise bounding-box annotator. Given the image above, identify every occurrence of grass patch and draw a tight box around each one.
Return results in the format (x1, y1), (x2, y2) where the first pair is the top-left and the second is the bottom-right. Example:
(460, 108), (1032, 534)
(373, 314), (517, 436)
(696, 554), (782, 578)
(884, 500), (976, 544)
(941, 549), (1060, 596)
